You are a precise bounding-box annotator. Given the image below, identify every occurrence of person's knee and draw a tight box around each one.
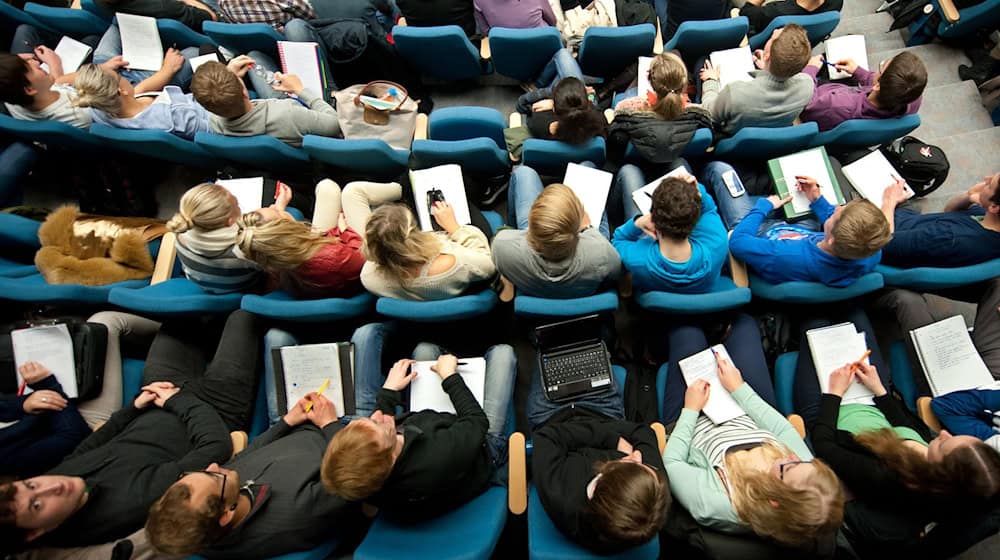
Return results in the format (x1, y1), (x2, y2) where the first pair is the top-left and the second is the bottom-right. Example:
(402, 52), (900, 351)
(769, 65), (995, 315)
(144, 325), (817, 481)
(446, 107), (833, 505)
(264, 328), (298, 349)
(351, 322), (388, 346)
(616, 164), (645, 191)
(486, 344), (517, 373)
(315, 178), (342, 201)
(412, 342), (442, 361)
(282, 18), (312, 38)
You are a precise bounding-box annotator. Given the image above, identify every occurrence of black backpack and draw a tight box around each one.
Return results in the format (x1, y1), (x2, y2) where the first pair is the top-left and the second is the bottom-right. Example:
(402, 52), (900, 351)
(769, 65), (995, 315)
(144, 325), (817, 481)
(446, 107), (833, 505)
(881, 136), (950, 197)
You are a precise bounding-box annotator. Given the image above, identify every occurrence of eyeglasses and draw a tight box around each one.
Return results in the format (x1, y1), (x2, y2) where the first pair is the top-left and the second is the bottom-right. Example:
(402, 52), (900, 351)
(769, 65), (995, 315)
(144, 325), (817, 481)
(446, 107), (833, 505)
(179, 470), (227, 505)
(778, 460), (812, 481)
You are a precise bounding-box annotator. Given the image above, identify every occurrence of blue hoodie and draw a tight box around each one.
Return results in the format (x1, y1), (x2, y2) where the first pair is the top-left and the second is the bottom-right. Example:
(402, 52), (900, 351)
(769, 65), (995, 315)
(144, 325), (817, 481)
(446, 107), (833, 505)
(729, 197), (880, 287)
(612, 183), (728, 293)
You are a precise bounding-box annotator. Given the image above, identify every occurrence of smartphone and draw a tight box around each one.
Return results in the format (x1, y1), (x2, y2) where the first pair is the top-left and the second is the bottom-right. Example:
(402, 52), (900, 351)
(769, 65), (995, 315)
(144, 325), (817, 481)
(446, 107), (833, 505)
(426, 189), (447, 232)
(722, 170), (746, 197)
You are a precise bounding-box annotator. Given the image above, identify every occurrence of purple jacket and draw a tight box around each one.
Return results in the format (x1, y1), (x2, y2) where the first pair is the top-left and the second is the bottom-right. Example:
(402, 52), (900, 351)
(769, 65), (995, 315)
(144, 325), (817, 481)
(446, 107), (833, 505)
(798, 65), (922, 132)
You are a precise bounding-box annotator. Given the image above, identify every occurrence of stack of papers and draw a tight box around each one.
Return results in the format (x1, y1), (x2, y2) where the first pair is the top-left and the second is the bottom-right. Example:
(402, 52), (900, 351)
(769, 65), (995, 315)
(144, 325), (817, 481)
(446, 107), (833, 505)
(562, 163), (613, 225)
(709, 47), (755, 90)
(842, 150), (913, 205)
(806, 322), (875, 405)
(679, 345), (743, 424)
(216, 177), (264, 214)
(409, 358), (486, 414)
(630, 166), (688, 215)
(824, 35), (868, 80)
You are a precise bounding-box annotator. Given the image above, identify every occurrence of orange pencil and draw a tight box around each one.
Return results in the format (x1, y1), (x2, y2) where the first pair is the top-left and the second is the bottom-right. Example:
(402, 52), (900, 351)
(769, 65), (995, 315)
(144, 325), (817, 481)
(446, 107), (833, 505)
(849, 349), (872, 373)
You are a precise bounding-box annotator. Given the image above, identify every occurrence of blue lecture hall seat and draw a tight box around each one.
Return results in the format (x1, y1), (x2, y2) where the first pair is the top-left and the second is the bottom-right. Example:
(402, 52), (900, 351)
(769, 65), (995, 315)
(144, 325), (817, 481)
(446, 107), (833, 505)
(577, 24), (656, 79)
(0, 1), (55, 32)
(748, 271), (884, 304)
(23, 2), (108, 37)
(747, 11), (841, 50)
(156, 18), (216, 49)
(713, 123), (819, 160)
(90, 125), (216, 168)
(80, 0), (112, 22)
(876, 259), (1000, 291)
(194, 132), (310, 170)
(201, 21), (285, 57)
(0, 114), (105, 152)
(635, 276), (752, 315)
(301, 136), (410, 181)
(487, 26), (564, 83)
(411, 106), (511, 177)
(376, 288), (498, 323)
(908, 0), (1000, 46)
(0, 212), (41, 278)
(240, 291), (376, 323)
(392, 25), (487, 81)
(513, 290), (619, 320)
(108, 278), (244, 317)
(521, 137), (606, 177)
(662, 17), (750, 63)
(810, 115), (921, 151)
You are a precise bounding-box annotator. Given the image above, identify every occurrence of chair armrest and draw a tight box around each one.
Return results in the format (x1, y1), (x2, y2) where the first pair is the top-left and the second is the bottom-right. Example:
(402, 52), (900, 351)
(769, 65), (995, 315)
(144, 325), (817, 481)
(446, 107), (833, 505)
(230, 431), (248, 458)
(509, 431), (527, 514)
(509, 111), (522, 128)
(498, 275), (515, 302)
(414, 112), (428, 140)
(397, 16), (407, 26)
(727, 231), (748, 288)
(92, 421), (105, 432)
(937, 0), (960, 23)
(788, 414), (806, 438)
(651, 422), (667, 453)
(653, 18), (663, 54)
(151, 231), (177, 285)
(604, 108), (615, 123)
(917, 396), (943, 431)
(480, 35), (491, 60)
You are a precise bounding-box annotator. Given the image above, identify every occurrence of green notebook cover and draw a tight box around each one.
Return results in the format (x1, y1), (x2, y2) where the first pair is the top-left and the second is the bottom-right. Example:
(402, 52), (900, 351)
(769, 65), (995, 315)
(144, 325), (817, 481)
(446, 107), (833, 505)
(767, 146), (845, 220)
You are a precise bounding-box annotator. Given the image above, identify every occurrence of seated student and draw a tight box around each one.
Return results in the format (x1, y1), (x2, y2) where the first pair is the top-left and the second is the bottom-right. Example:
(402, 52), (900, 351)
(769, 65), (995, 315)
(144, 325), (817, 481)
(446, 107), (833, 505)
(663, 313), (844, 548)
(611, 168), (728, 294)
(700, 24), (814, 135)
(0, 51), (126, 129)
(360, 203), (496, 301)
(800, 52), (926, 132)
(657, 0), (728, 41)
(145, 392), (356, 558)
(736, 0), (843, 37)
(878, 172), (1000, 268)
(527, 333), (668, 553)
(493, 169), (621, 299)
(397, 0), (477, 37)
(608, 52), (713, 165)
(0, 362), (91, 478)
(322, 347), (516, 517)
(96, 0), (217, 31)
(92, 26), (201, 90)
(218, 0), (314, 30)
(190, 61), (341, 147)
(474, 0), (556, 33)
(727, 178), (892, 287)
(931, 388), (1000, 452)
(516, 75), (608, 145)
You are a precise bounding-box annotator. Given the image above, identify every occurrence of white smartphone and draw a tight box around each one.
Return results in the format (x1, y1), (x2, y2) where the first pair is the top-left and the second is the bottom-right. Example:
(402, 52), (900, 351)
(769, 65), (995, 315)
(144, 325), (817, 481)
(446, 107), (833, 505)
(722, 170), (746, 197)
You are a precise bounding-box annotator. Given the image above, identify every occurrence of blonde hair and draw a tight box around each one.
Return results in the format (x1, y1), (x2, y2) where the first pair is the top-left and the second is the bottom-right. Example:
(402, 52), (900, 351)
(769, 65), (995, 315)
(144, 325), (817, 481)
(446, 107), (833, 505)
(73, 63), (122, 116)
(724, 442), (844, 548)
(527, 184), (583, 262)
(361, 205), (441, 282)
(166, 183), (239, 234)
(648, 52), (687, 120)
(236, 213), (337, 272)
(830, 200), (892, 260)
(322, 421), (395, 501)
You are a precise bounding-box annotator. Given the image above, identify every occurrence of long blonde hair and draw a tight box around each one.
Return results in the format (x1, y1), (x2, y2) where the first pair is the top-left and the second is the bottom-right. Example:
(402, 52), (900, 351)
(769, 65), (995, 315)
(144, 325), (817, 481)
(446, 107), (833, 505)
(361, 204), (440, 282)
(527, 184), (583, 262)
(73, 63), (123, 116)
(648, 53), (687, 120)
(236, 212), (337, 271)
(166, 183), (238, 234)
(724, 442), (844, 548)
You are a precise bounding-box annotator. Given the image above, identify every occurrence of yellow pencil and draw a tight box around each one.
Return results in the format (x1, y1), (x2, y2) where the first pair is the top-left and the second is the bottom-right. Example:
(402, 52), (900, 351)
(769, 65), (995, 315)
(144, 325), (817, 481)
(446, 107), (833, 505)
(304, 378), (330, 413)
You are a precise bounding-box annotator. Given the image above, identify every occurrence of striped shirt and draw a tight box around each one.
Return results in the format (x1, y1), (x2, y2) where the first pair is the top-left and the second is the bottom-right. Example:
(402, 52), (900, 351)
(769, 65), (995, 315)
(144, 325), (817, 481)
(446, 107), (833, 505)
(218, 0), (315, 29)
(175, 236), (264, 294)
(690, 414), (778, 470)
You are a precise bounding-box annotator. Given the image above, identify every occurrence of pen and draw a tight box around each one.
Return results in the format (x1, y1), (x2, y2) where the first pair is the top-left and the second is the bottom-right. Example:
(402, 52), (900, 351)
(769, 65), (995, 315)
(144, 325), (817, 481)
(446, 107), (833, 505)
(304, 378), (330, 413)
(645, 191), (653, 199)
(849, 349), (872, 373)
(823, 60), (837, 68)
(16, 379), (26, 397)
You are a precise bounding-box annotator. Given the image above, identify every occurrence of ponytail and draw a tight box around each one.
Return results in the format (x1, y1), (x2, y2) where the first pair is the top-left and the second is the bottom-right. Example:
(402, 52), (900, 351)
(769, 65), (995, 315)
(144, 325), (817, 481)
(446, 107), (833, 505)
(552, 77), (607, 145)
(167, 183), (238, 234)
(647, 52), (688, 121)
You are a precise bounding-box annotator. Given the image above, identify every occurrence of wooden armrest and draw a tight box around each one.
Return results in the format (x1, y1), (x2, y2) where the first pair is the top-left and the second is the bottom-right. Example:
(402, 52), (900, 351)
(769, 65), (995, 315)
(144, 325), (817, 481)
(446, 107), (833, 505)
(653, 18), (663, 55)
(917, 396), (943, 431)
(150, 231), (176, 285)
(937, 0), (960, 23)
(731, 7), (741, 17)
(480, 35), (491, 60)
(619, 271), (633, 299)
(397, 16), (407, 26)
(788, 414), (806, 439)
(92, 421), (105, 432)
(498, 275), (515, 303)
(230, 431), (247, 458)
(414, 112), (428, 140)
(727, 231), (748, 288)
(508, 432), (527, 514)
(604, 108), (615, 124)
(651, 422), (667, 453)
(509, 111), (522, 128)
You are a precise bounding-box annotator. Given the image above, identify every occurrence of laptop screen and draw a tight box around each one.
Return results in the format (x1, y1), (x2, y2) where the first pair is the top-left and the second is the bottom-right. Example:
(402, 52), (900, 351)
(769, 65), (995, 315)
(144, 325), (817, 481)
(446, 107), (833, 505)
(535, 314), (604, 353)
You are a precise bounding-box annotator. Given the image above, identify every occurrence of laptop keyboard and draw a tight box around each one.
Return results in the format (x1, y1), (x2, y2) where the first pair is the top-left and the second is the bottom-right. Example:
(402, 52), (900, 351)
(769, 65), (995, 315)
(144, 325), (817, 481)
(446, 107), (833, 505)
(544, 348), (607, 386)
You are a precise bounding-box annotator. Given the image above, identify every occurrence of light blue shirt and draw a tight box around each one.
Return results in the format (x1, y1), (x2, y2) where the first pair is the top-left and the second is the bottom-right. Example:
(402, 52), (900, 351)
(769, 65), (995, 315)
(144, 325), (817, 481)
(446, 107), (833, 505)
(90, 86), (210, 140)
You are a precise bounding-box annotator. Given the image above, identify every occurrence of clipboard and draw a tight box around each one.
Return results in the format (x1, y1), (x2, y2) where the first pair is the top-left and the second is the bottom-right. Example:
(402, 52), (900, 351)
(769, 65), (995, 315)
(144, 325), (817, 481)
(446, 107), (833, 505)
(271, 342), (355, 416)
(767, 146), (845, 221)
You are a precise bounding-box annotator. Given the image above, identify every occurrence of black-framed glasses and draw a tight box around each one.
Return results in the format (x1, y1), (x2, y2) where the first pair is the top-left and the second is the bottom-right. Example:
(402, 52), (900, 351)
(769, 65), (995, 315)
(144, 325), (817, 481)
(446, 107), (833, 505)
(778, 460), (812, 481)
(179, 470), (227, 504)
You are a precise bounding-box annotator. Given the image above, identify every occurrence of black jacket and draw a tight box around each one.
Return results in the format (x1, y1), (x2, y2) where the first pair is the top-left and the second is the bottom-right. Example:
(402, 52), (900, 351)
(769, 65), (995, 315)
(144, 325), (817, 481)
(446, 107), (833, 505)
(369, 375), (492, 518)
(740, 0), (843, 36)
(532, 406), (666, 554)
(608, 109), (712, 165)
(41, 392), (231, 547)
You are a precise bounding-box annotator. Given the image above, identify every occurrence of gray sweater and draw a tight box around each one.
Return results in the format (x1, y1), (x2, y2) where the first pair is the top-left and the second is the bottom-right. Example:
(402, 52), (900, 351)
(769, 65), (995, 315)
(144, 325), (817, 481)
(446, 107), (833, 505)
(492, 228), (621, 298)
(208, 88), (340, 147)
(701, 70), (814, 135)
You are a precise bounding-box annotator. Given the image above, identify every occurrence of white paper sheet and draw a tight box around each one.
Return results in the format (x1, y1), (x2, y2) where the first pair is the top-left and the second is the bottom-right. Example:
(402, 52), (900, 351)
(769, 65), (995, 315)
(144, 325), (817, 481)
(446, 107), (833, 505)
(679, 345), (744, 424)
(409, 358), (486, 414)
(630, 166), (689, 215)
(777, 148), (839, 214)
(277, 41), (324, 97)
(278, 343), (345, 414)
(710, 47), (755, 90)
(409, 164), (472, 232)
(117, 13), (163, 72)
(189, 53), (219, 73)
(825, 35), (868, 80)
(911, 315), (993, 396)
(41, 36), (92, 74)
(842, 150), (913, 205)
(637, 56), (653, 99)
(216, 177), (264, 214)
(12, 324), (78, 398)
(562, 163), (613, 226)
(806, 322), (875, 405)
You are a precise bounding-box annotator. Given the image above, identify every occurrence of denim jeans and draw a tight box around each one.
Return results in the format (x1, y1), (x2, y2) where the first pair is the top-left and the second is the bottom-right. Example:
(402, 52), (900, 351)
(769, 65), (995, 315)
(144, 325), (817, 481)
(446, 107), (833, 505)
(0, 142), (38, 207)
(614, 160), (694, 220)
(527, 363), (624, 431)
(535, 47), (584, 88)
(701, 161), (821, 233)
(244, 50), (286, 99)
(11, 24), (100, 55)
(351, 321), (397, 417)
(508, 164), (611, 238)
(282, 19), (338, 91)
(263, 328), (299, 425)
(93, 24), (200, 88)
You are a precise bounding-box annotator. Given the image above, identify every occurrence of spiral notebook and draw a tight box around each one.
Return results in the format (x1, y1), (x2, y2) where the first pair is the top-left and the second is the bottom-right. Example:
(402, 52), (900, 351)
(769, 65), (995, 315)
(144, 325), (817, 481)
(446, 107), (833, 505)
(276, 41), (328, 101)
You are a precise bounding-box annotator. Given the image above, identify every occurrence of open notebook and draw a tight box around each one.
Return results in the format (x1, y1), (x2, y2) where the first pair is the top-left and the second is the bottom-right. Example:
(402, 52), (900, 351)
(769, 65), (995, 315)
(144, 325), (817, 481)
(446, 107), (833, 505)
(271, 342), (355, 415)
(806, 322), (875, 405)
(709, 47), (755, 90)
(12, 324), (78, 399)
(768, 147), (845, 220)
(409, 358), (486, 414)
(910, 315), (994, 396)
(41, 36), (92, 74)
(562, 163), (613, 225)
(679, 345), (743, 424)
(824, 35), (868, 80)
(277, 41), (328, 100)
(409, 164), (472, 232)
(216, 177), (264, 214)
(841, 150), (914, 205)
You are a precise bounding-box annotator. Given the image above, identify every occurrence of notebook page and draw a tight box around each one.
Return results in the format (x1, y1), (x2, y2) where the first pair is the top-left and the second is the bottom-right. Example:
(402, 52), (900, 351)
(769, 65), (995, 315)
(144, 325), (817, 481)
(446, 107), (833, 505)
(277, 41), (323, 98)
(825, 35), (868, 80)
(563, 163), (613, 226)
(637, 56), (653, 98)
(806, 323), (875, 405)
(117, 13), (163, 72)
(216, 177), (264, 214)
(710, 47), (755, 90)
(409, 164), (472, 232)
(631, 166), (688, 215)
(42, 36), (92, 74)
(12, 324), (78, 398)
(409, 358), (486, 414)
(189, 53), (219, 73)
(679, 345), (743, 424)
(842, 150), (913, 205)
(278, 343), (345, 414)
(777, 148), (839, 214)
(911, 315), (992, 396)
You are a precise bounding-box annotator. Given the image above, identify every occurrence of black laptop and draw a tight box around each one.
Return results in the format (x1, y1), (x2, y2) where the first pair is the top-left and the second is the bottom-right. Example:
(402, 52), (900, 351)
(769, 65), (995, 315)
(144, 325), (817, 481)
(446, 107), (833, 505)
(535, 314), (614, 402)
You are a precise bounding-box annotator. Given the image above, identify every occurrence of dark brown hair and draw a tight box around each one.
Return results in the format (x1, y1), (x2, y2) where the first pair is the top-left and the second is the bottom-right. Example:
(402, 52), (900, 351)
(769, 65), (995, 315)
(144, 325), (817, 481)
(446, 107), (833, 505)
(552, 77), (608, 145)
(651, 177), (701, 239)
(322, 421), (396, 501)
(585, 461), (670, 548)
(191, 61), (246, 119)
(0, 54), (33, 107)
(768, 24), (811, 79)
(876, 52), (927, 112)
(146, 483), (226, 555)
(0, 480), (28, 553)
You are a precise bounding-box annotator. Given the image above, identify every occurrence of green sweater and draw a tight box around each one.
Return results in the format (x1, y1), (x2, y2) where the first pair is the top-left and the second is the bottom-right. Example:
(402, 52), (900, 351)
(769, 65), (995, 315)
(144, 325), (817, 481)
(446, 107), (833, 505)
(662, 383), (813, 533)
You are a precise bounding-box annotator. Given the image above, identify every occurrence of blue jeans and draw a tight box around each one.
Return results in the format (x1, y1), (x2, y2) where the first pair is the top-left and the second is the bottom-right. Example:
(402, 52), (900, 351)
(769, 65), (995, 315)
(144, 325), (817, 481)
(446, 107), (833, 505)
(0, 142), (38, 207)
(93, 24), (199, 88)
(263, 328), (299, 425)
(282, 19), (338, 91)
(508, 164), (611, 238)
(615, 160), (694, 219)
(527, 364), (625, 431)
(701, 161), (821, 232)
(535, 47), (584, 88)
(660, 313), (777, 425)
(351, 321), (397, 417)
(244, 50), (286, 99)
